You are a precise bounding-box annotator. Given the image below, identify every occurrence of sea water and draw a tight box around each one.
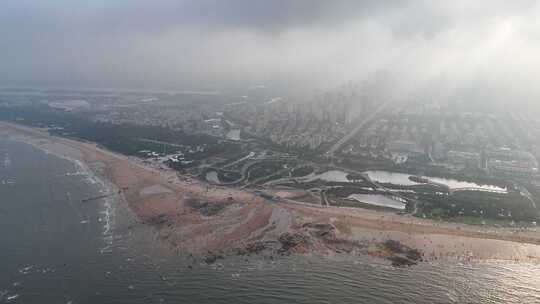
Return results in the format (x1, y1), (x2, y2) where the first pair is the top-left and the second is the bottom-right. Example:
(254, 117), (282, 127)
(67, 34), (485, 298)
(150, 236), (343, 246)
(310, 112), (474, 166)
(1, 139), (539, 304)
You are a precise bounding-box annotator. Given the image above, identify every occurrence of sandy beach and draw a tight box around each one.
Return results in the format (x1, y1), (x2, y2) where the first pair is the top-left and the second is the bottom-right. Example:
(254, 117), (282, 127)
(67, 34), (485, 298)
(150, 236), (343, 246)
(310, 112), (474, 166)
(2, 121), (540, 263)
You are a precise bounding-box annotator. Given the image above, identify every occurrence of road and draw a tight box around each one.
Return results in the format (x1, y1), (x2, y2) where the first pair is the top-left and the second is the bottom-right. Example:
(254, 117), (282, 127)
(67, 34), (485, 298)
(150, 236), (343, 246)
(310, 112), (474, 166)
(321, 189), (330, 207)
(326, 101), (393, 157)
(221, 151), (255, 169)
(516, 183), (538, 211)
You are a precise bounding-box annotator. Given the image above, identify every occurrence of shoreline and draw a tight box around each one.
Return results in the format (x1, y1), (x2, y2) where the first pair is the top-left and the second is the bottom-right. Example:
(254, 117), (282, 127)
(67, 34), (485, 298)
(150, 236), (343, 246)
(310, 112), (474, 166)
(2, 121), (540, 263)
(0, 126), (136, 254)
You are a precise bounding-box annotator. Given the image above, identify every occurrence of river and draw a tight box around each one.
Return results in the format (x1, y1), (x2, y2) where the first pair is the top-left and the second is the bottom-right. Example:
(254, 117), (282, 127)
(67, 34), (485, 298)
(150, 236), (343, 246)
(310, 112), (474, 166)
(1, 139), (539, 303)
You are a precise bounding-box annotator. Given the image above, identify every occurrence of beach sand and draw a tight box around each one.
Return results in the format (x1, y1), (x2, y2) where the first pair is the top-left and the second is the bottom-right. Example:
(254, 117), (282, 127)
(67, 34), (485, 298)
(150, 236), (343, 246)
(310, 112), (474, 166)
(2, 121), (540, 263)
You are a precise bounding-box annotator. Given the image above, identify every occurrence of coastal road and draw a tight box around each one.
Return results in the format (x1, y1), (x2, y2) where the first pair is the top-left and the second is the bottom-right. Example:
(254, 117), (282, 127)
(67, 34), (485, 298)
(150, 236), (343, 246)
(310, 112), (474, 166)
(222, 151), (255, 169)
(326, 101), (393, 157)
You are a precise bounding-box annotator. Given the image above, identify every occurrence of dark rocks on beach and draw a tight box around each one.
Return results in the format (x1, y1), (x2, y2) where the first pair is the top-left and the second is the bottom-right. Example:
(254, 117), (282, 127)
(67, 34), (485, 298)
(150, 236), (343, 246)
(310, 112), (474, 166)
(382, 240), (423, 267)
(302, 222), (336, 239)
(302, 222), (368, 254)
(388, 255), (418, 267)
(235, 241), (277, 256)
(406, 248), (422, 261)
(383, 240), (422, 259)
(278, 232), (309, 254)
(383, 240), (404, 252)
(144, 214), (171, 226)
(187, 199), (231, 216)
(241, 241), (275, 255)
(203, 251), (224, 264)
(245, 241), (268, 254)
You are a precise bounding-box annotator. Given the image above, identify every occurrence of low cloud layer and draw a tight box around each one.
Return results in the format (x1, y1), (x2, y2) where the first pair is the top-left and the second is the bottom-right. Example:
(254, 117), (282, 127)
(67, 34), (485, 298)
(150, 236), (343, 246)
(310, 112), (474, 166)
(2, 0), (540, 104)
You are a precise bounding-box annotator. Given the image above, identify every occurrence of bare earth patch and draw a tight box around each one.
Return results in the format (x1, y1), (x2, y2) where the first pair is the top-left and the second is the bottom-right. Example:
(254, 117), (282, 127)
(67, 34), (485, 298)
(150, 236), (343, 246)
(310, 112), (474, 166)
(140, 184), (173, 196)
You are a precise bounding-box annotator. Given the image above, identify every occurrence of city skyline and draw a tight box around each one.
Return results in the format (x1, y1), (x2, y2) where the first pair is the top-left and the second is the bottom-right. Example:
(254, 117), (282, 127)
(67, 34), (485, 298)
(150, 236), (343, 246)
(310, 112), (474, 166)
(1, 0), (540, 107)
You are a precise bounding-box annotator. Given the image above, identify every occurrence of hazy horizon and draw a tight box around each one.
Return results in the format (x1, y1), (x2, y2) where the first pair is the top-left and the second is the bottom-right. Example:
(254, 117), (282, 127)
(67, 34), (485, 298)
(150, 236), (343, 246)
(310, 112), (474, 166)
(3, 3), (540, 303)
(2, 0), (540, 105)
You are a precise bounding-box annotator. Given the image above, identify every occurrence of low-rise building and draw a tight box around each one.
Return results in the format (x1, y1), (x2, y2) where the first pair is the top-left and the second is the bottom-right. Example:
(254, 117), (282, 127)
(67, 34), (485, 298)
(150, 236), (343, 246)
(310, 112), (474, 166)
(447, 150), (481, 168)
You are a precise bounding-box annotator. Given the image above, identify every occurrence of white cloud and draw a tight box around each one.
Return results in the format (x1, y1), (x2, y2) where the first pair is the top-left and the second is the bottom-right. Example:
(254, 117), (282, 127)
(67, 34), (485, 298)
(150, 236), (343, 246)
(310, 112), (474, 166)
(1, 0), (540, 105)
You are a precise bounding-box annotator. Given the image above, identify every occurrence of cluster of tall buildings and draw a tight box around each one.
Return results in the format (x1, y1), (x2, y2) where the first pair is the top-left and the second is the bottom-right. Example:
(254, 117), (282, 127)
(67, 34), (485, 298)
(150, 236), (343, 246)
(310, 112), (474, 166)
(342, 100), (539, 178)
(226, 81), (386, 149)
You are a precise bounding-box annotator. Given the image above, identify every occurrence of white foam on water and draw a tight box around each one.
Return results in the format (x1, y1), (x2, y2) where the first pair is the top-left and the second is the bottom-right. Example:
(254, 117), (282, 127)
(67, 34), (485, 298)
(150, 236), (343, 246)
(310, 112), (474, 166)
(69, 160), (98, 185)
(86, 175), (99, 185)
(3, 153), (11, 168)
(99, 195), (117, 253)
(1, 179), (16, 186)
(39, 267), (55, 274)
(65, 171), (85, 176)
(30, 144), (117, 253)
(18, 265), (56, 276)
(59, 155), (117, 252)
(18, 265), (34, 275)
(6, 294), (19, 301)
(11, 139), (120, 255)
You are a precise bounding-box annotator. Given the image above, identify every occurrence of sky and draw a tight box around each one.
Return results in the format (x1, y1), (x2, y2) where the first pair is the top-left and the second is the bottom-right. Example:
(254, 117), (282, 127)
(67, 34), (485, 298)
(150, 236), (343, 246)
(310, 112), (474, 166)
(2, 0), (540, 104)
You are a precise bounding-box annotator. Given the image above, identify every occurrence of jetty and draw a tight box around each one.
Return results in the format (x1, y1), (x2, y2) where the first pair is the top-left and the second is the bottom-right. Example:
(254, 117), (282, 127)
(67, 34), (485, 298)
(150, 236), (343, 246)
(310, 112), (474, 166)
(81, 189), (122, 203)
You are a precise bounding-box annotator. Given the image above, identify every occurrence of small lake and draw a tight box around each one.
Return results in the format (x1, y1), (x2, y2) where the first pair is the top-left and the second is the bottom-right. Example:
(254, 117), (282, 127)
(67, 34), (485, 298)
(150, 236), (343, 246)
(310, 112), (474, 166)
(303, 170), (351, 183)
(365, 171), (507, 192)
(226, 129), (241, 141)
(205, 170), (220, 183)
(305, 170), (506, 193)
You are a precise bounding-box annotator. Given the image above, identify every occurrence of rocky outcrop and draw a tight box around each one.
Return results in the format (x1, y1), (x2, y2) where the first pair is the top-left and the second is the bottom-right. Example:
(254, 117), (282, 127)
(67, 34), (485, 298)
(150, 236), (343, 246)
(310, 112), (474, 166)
(186, 199), (232, 216)
(203, 251), (225, 264)
(278, 232), (310, 254)
(381, 240), (423, 266)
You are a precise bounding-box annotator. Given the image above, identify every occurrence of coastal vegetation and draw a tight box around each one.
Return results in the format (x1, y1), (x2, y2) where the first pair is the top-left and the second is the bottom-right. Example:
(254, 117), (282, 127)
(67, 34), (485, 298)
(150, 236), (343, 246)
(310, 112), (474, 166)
(0, 105), (240, 160)
(2, 103), (539, 225)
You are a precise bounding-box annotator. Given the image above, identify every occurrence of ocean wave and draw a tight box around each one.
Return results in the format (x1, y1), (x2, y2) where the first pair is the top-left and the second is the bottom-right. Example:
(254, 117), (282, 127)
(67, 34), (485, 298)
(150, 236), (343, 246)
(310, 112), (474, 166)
(3, 153), (11, 168)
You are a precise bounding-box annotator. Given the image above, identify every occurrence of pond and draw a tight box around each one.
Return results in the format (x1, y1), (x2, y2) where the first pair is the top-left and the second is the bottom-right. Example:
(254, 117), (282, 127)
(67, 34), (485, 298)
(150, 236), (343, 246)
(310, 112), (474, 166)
(226, 129), (241, 141)
(305, 170), (506, 193)
(364, 171), (507, 193)
(205, 170), (220, 183)
(303, 170), (351, 183)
